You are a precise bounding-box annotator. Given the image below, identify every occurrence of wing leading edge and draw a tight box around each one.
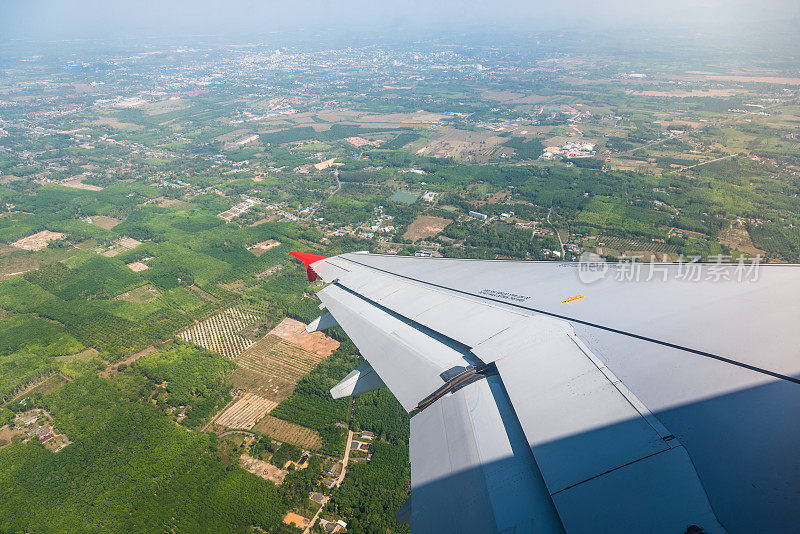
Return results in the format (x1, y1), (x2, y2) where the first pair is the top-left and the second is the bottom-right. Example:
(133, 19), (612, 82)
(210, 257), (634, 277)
(292, 252), (800, 533)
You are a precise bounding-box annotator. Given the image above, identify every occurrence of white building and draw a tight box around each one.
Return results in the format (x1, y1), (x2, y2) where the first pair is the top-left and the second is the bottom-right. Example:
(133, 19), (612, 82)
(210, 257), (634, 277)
(469, 211), (488, 221)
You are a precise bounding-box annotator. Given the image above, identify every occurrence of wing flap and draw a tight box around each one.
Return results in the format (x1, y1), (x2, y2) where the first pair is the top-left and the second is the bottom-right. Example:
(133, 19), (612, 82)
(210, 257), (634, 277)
(489, 318), (670, 492)
(330, 361), (386, 399)
(316, 283), (476, 411)
(489, 316), (724, 532)
(552, 446), (724, 533)
(410, 375), (563, 534)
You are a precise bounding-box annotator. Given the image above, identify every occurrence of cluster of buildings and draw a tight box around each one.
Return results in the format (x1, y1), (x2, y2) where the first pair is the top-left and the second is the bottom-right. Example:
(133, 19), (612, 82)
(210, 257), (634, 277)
(414, 249), (444, 257)
(24, 103), (86, 120)
(344, 136), (382, 148)
(350, 207), (396, 239)
(217, 198), (259, 222)
(318, 518), (348, 533)
(367, 222), (396, 234)
(350, 431), (374, 453)
(231, 98), (300, 124)
(280, 430), (378, 531)
(321, 461), (341, 489)
(540, 142), (596, 160)
(534, 104), (582, 118)
(8, 409), (71, 453)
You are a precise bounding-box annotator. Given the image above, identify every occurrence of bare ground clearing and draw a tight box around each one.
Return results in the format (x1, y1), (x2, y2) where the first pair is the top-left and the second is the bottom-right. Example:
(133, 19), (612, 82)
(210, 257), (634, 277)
(481, 90), (549, 104)
(91, 117), (144, 130)
(282, 512), (309, 528)
(141, 98), (190, 115)
(11, 231), (66, 251)
(90, 216), (122, 230)
(230, 335), (327, 401)
(215, 392), (278, 429)
(229, 319), (337, 402)
(719, 224), (766, 257)
(269, 318), (339, 356)
(416, 127), (505, 161)
(403, 215), (451, 242)
(247, 239), (281, 256)
(681, 72), (800, 84)
(117, 236), (142, 249)
(126, 261), (149, 272)
(156, 198), (188, 208)
(60, 178), (103, 191)
(113, 284), (161, 303)
(240, 452), (287, 484)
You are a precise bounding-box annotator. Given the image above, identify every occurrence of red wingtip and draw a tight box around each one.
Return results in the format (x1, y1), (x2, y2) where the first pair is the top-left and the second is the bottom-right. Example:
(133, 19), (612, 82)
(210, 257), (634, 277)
(289, 251), (328, 282)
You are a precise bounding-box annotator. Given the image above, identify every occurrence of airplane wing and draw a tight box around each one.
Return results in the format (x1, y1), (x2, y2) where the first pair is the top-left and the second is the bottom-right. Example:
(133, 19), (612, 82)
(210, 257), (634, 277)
(291, 251), (800, 534)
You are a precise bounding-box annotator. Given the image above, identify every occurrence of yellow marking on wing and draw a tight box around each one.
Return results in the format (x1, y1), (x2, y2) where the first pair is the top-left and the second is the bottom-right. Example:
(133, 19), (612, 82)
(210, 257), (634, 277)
(562, 294), (585, 303)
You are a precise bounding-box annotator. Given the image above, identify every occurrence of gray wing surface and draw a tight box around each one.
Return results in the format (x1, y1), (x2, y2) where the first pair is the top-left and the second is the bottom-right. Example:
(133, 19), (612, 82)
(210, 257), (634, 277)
(306, 252), (800, 533)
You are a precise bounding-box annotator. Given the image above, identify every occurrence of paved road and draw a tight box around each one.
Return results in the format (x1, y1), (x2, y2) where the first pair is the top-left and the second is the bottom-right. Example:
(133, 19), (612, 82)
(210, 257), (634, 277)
(679, 153), (738, 171)
(618, 133), (682, 156)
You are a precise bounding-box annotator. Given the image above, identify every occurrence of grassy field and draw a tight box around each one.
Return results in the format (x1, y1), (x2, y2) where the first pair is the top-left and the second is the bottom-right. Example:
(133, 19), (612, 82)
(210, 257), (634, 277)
(389, 190), (420, 204)
(0, 245), (79, 279)
(113, 284), (161, 303)
(253, 415), (322, 450)
(90, 216), (122, 230)
(5, 373), (69, 405)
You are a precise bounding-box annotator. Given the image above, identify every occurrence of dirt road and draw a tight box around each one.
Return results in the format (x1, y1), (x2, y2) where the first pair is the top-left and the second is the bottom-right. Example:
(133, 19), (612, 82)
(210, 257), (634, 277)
(547, 207), (565, 258)
(303, 429), (353, 534)
(337, 430), (354, 486)
(302, 495), (330, 534)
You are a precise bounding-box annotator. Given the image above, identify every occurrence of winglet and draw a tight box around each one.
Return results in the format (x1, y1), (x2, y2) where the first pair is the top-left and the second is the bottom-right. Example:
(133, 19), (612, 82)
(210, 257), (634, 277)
(289, 251), (328, 282)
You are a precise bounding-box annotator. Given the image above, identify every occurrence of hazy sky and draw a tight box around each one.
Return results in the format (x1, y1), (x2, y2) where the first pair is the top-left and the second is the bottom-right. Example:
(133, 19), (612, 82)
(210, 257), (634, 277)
(1, 0), (798, 42)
